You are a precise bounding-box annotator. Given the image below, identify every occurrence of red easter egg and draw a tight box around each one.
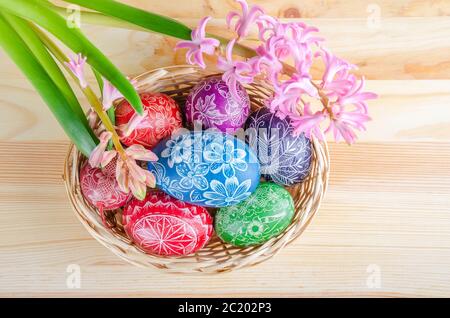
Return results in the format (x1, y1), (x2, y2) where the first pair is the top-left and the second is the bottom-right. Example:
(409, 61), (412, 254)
(123, 191), (213, 256)
(80, 159), (131, 211)
(115, 93), (183, 149)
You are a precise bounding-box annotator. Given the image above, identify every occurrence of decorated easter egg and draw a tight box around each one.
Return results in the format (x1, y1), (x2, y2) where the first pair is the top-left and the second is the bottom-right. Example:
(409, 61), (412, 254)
(115, 92), (183, 149)
(185, 75), (250, 133)
(147, 131), (260, 208)
(215, 182), (294, 247)
(245, 108), (312, 186)
(123, 190), (213, 256)
(80, 158), (131, 211)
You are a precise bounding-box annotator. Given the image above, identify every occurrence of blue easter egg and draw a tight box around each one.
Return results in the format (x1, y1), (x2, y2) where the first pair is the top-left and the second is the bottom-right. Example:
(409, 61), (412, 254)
(148, 131), (260, 208)
(244, 108), (312, 186)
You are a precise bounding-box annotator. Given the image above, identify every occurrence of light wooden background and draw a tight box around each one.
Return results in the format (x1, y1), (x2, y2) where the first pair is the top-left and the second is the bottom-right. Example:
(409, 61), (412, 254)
(1, 0), (450, 297)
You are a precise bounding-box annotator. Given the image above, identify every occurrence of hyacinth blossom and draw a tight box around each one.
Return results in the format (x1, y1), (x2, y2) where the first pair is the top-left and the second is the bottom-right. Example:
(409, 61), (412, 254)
(117, 110), (150, 138)
(65, 53), (88, 88)
(217, 39), (254, 102)
(89, 131), (158, 200)
(175, 0), (378, 143)
(290, 103), (327, 139)
(174, 17), (220, 69)
(101, 78), (125, 111)
(116, 145), (158, 200)
(325, 104), (371, 144)
(226, 0), (264, 38)
(65, 54), (135, 112)
(89, 131), (117, 168)
(65, 52), (159, 199)
(269, 73), (318, 119)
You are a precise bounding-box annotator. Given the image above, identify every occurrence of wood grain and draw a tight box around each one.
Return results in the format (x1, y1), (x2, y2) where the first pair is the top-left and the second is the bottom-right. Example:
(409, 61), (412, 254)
(1, 141), (449, 297)
(1, 0), (450, 297)
(1, 79), (449, 142)
(2, 18), (450, 82)
(113, 0), (450, 18)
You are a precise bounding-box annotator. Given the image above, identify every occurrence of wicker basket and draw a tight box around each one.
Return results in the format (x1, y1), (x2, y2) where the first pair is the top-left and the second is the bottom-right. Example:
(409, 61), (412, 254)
(63, 65), (330, 274)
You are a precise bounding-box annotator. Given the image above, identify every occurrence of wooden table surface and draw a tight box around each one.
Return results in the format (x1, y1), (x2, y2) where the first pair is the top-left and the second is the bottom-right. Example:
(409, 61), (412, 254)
(1, 0), (450, 297)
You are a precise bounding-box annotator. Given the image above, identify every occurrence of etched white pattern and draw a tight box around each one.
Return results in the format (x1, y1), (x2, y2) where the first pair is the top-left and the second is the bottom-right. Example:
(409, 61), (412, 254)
(80, 162), (130, 210)
(215, 184), (294, 246)
(186, 77), (250, 130)
(132, 214), (198, 256)
(246, 109), (312, 186)
(116, 93), (182, 148)
(149, 132), (258, 207)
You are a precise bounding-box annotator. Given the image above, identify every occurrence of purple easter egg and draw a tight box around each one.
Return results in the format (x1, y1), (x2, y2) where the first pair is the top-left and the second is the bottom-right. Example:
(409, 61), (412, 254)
(244, 107), (312, 186)
(185, 75), (250, 133)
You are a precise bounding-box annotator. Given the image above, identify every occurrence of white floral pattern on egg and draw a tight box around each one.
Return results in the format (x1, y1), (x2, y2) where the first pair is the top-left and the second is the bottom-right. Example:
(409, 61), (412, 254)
(245, 108), (313, 186)
(147, 131), (260, 208)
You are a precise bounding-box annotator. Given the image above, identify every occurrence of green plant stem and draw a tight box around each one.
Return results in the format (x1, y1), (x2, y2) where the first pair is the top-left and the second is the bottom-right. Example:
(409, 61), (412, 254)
(92, 66), (114, 150)
(83, 87), (126, 160)
(31, 24), (126, 160)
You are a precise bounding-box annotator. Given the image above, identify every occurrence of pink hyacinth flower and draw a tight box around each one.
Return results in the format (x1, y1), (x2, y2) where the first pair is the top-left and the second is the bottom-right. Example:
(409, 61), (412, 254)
(290, 22), (323, 47)
(87, 110), (98, 129)
(102, 77), (138, 111)
(269, 73), (318, 118)
(89, 131), (117, 168)
(256, 15), (282, 41)
(217, 39), (254, 102)
(337, 76), (378, 114)
(175, 17), (220, 69)
(115, 145), (158, 200)
(102, 79), (123, 111)
(249, 36), (286, 79)
(117, 110), (150, 138)
(325, 105), (371, 144)
(290, 103), (327, 140)
(226, 0), (264, 38)
(316, 48), (356, 96)
(65, 53), (88, 88)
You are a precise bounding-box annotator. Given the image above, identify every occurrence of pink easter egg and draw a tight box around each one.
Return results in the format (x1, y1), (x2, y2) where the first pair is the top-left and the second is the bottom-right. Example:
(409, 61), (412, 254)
(123, 190), (213, 256)
(80, 158), (131, 211)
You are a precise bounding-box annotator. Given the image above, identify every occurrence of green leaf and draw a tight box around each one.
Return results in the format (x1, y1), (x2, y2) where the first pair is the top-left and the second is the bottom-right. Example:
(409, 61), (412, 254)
(0, 14), (97, 157)
(62, 0), (192, 40)
(92, 67), (104, 96)
(0, 0), (143, 115)
(43, 1), (144, 31)
(45, 1), (256, 58)
(1, 12), (96, 140)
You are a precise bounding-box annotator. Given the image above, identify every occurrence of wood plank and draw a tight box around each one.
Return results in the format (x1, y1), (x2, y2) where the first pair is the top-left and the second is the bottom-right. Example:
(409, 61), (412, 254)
(114, 0), (450, 18)
(1, 0), (450, 298)
(1, 79), (449, 142)
(1, 17), (449, 86)
(202, 17), (450, 80)
(0, 141), (449, 296)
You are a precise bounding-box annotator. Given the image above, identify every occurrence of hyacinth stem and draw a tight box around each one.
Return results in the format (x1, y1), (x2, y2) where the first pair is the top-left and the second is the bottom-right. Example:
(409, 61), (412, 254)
(31, 25), (127, 160)
(257, 60), (331, 117)
(310, 81), (335, 119)
(83, 87), (127, 161)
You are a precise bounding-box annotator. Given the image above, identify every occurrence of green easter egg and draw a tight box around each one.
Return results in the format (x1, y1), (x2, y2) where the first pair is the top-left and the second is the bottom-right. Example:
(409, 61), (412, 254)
(215, 182), (295, 247)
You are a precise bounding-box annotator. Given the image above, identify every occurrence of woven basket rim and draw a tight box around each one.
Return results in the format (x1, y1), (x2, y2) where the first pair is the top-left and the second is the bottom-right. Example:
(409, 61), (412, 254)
(63, 65), (330, 274)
